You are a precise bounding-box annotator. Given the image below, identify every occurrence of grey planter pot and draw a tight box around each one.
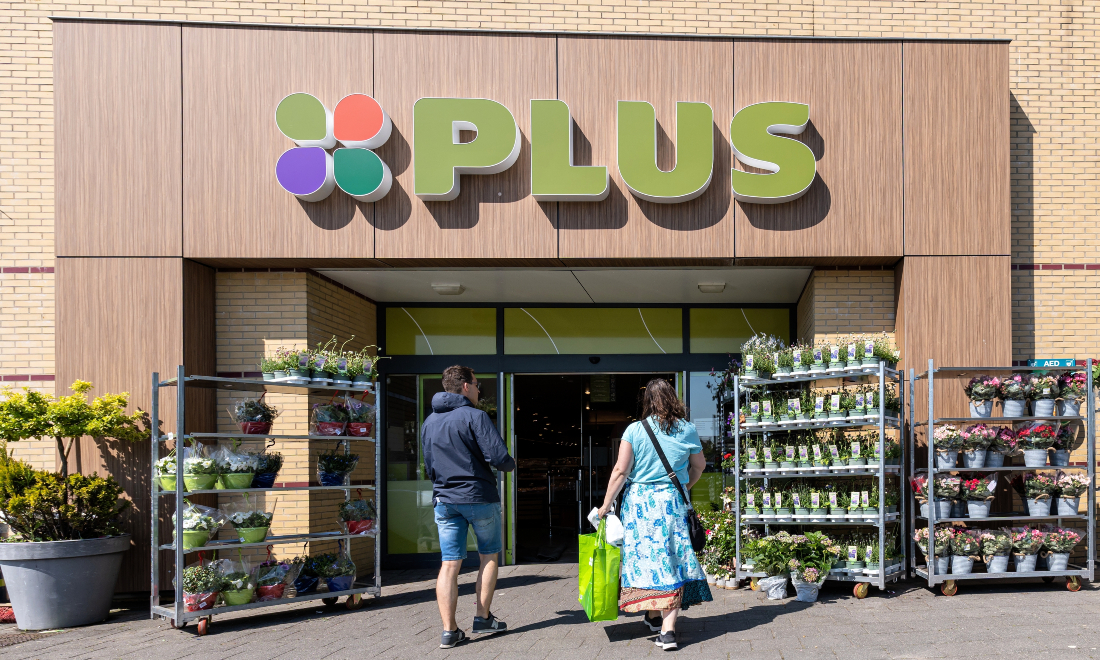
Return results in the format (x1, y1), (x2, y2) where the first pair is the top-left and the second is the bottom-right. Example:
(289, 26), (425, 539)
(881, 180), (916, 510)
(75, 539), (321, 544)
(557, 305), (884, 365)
(951, 500), (967, 519)
(1058, 399), (1082, 417)
(969, 400), (993, 418)
(1033, 399), (1056, 417)
(1057, 496), (1080, 515)
(966, 500), (991, 519)
(1023, 449), (1048, 467)
(0, 535), (130, 630)
(780, 461), (796, 469)
(1050, 450), (1069, 467)
(794, 508), (810, 516)
(920, 502), (929, 518)
(961, 449), (987, 468)
(1014, 554), (1038, 572)
(1027, 497), (1052, 516)
(1049, 552), (1070, 571)
(1002, 399), (1027, 417)
(950, 556), (974, 574)
(986, 555), (1010, 573)
(933, 556), (950, 575)
(985, 451), (1006, 467)
(777, 367), (792, 375)
(934, 450), (959, 469)
(848, 457), (866, 467)
(933, 499), (953, 519)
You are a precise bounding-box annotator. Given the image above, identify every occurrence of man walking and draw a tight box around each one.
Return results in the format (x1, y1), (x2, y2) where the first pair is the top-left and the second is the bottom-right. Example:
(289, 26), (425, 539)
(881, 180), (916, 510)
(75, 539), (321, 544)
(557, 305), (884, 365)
(422, 365), (516, 649)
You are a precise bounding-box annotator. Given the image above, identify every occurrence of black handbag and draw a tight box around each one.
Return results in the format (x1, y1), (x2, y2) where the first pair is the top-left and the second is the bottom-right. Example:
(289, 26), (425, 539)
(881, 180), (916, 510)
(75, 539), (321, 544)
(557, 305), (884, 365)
(640, 418), (707, 553)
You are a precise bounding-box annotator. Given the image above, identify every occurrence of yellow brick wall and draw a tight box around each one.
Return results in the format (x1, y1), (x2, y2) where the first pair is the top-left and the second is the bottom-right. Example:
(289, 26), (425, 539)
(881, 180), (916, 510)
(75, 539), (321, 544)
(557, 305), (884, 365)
(799, 269), (897, 349)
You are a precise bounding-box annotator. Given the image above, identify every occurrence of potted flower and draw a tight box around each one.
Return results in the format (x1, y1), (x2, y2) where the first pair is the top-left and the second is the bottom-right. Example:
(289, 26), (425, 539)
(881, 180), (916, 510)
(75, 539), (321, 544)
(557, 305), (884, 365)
(310, 337), (343, 383)
(870, 384), (900, 418)
(931, 476), (960, 519)
(290, 555), (322, 594)
(760, 491), (775, 520)
(775, 346), (794, 377)
(285, 348), (313, 382)
(811, 443), (829, 469)
(962, 474), (996, 519)
(884, 488), (899, 515)
(173, 500), (226, 550)
(871, 333), (900, 369)
(810, 344), (827, 374)
(1015, 472), (1056, 516)
(182, 448), (219, 492)
(839, 391), (856, 422)
(950, 529), (981, 575)
(251, 451), (284, 488)
(255, 557), (293, 601)
(1017, 424), (1056, 467)
(789, 343), (809, 375)
(1050, 424), (1079, 467)
(826, 343), (845, 373)
(1010, 527), (1045, 571)
(828, 490), (847, 520)
(762, 444), (780, 471)
(963, 375), (1000, 418)
(788, 532), (838, 602)
(317, 445), (359, 486)
(1044, 528), (1081, 571)
(779, 445), (796, 469)
(227, 508), (274, 544)
(156, 450), (180, 491)
(1028, 373), (1059, 417)
(740, 334), (780, 380)
(998, 374), (1031, 417)
(791, 486), (811, 518)
(931, 424), (962, 468)
(315, 552), (357, 593)
(213, 444), (259, 490)
(1055, 473), (1088, 515)
(753, 531), (795, 600)
(1057, 371), (1087, 417)
(744, 440), (762, 470)
(986, 426), (1017, 467)
(911, 473), (929, 518)
(884, 439), (901, 466)
(260, 355), (281, 381)
(913, 526), (953, 575)
(219, 559), (256, 606)
(797, 391), (813, 422)
(346, 398), (375, 437)
(774, 491), (792, 522)
(182, 563), (224, 612)
(311, 401), (349, 436)
(742, 488), (761, 517)
(960, 423), (995, 468)
(227, 395), (280, 435)
(808, 490), (828, 522)
(980, 530), (1012, 573)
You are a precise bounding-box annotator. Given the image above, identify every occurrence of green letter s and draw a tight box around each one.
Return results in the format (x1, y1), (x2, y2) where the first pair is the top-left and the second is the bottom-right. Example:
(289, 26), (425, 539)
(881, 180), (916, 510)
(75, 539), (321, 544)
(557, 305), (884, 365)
(729, 102), (816, 204)
(413, 98), (521, 201)
(530, 99), (608, 201)
(617, 101), (713, 203)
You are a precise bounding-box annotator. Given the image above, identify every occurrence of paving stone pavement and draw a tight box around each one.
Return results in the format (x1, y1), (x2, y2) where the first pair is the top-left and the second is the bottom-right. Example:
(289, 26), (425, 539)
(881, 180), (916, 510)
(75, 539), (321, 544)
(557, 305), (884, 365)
(3, 565), (1100, 659)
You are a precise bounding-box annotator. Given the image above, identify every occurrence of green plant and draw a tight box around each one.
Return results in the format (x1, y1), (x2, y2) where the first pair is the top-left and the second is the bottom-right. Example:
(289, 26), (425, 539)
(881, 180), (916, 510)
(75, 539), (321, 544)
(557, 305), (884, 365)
(311, 552), (356, 578)
(228, 510), (273, 529)
(839, 390), (856, 413)
(254, 451), (284, 474)
(776, 347), (794, 369)
(799, 388), (814, 415)
(871, 333), (900, 362)
(259, 355), (281, 373)
(318, 448), (359, 474)
(182, 564), (224, 594)
(0, 453), (129, 541)
(339, 498), (376, 522)
(229, 397), (279, 423)
(222, 570), (253, 591)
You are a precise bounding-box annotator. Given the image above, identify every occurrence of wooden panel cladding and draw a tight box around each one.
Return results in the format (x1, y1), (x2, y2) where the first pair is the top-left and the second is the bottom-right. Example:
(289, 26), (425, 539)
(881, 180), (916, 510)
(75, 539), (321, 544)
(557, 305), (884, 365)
(57, 257), (185, 592)
(372, 32), (557, 260)
(904, 42), (1010, 256)
(556, 37), (735, 259)
(898, 256), (1011, 429)
(183, 27), (374, 259)
(734, 40), (903, 259)
(55, 21), (182, 257)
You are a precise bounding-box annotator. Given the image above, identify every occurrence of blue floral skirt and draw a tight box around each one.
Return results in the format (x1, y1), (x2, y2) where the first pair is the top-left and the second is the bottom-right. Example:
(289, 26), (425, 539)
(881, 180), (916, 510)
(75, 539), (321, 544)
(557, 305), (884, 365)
(619, 482), (712, 612)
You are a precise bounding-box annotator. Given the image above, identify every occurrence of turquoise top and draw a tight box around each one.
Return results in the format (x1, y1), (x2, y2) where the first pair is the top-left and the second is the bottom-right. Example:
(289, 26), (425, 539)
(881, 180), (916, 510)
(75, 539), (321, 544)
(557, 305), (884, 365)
(621, 416), (702, 485)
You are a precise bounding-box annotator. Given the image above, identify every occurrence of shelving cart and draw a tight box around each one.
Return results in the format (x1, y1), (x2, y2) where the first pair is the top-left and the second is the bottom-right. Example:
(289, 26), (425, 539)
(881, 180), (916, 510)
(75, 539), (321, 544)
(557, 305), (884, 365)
(725, 362), (907, 598)
(150, 367), (381, 634)
(908, 360), (1095, 596)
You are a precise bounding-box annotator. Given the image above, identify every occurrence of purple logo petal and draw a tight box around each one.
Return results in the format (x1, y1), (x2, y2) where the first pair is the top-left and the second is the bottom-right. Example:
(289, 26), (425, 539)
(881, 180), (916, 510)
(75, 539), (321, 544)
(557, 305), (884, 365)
(276, 147), (328, 195)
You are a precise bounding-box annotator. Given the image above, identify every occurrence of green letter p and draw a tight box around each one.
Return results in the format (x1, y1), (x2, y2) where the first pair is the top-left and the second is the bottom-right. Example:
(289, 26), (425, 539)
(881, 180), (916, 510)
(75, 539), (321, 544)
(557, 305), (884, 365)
(414, 98), (521, 201)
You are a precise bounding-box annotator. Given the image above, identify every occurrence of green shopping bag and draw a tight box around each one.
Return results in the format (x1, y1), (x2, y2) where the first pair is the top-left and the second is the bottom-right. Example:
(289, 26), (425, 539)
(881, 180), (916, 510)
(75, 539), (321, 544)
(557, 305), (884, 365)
(578, 518), (621, 622)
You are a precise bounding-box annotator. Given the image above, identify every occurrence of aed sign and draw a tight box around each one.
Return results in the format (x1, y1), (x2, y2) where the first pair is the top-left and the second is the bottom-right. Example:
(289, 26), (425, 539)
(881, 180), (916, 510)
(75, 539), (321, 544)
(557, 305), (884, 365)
(276, 94), (815, 206)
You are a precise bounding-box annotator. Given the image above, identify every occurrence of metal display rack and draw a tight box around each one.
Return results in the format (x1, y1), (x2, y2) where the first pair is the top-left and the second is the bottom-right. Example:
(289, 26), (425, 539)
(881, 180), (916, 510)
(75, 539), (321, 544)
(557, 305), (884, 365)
(725, 361), (906, 598)
(150, 367), (381, 633)
(908, 360), (1095, 596)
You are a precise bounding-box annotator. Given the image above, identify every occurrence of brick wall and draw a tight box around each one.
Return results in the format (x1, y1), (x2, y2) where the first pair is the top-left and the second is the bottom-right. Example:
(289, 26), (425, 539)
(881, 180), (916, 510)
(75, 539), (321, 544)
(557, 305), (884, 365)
(798, 269), (897, 349)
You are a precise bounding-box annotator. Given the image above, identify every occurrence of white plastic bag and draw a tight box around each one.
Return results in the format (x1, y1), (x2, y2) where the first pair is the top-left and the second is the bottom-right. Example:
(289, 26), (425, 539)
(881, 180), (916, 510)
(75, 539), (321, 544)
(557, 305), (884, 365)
(587, 507), (624, 547)
(758, 575), (789, 600)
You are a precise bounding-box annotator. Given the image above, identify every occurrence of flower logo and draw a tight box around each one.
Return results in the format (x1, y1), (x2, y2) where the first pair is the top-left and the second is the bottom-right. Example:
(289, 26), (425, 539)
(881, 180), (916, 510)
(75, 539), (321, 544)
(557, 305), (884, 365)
(275, 93), (392, 202)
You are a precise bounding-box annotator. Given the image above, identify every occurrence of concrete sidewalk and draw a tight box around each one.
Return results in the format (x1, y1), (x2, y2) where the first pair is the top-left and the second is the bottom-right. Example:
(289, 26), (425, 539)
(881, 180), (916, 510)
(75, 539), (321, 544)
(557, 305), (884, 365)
(2, 564), (1100, 659)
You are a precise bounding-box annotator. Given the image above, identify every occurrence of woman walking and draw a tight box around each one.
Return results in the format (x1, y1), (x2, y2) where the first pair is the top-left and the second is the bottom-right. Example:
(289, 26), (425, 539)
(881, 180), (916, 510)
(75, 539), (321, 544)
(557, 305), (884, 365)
(596, 378), (712, 651)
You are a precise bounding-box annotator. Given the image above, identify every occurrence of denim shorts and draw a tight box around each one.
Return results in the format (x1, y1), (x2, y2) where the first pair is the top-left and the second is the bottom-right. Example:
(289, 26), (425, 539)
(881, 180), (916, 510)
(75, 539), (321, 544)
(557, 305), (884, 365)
(434, 502), (502, 561)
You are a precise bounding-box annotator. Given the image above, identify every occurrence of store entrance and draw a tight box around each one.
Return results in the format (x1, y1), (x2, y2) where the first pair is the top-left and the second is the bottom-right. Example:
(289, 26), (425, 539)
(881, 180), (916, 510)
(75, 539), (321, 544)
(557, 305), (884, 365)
(512, 373), (676, 563)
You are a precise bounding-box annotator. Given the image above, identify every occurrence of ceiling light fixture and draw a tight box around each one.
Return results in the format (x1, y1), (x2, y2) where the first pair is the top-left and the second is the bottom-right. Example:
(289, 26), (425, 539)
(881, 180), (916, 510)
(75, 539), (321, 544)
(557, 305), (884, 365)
(698, 282), (726, 294)
(431, 282), (465, 295)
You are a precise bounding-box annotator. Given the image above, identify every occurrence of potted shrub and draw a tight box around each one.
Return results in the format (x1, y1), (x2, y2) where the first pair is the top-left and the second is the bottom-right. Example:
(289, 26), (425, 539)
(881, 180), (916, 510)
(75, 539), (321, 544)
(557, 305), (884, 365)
(1044, 528), (1081, 571)
(931, 476), (959, 519)
(963, 375), (1000, 418)
(1057, 371), (1087, 417)
(317, 445), (359, 486)
(315, 552), (357, 593)
(762, 444), (779, 471)
(980, 530), (1012, 573)
(218, 556), (257, 606)
(1028, 373), (1059, 417)
(788, 532), (839, 602)
(986, 426), (1017, 467)
(311, 401), (349, 436)
(251, 451), (284, 488)
(1017, 424), (1056, 467)
(960, 423), (995, 468)
(871, 333), (899, 369)
(0, 454), (134, 630)
(962, 474), (996, 519)
(1055, 473), (1087, 515)
(182, 563), (224, 613)
(1015, 471), (1056, 516)
(227, 395), (279, 435)
(775, 347), (794, 377)
(809, 344), (827, 374)
(753, 531), (794, 600)
(998, 374), (1031, 417)
(1050, 424), (1078, 467)
(744, 441), (762, 470)
(1010, 527), (1045, 572)
(932, 424), (962, 468)
(346, 398), (375, 437)
(950, 529), (980, 575)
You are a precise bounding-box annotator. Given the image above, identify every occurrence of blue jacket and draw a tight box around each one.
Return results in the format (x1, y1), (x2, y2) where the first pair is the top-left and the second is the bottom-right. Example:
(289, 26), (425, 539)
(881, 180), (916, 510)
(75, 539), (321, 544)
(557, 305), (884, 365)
(421, 392), (515, 505)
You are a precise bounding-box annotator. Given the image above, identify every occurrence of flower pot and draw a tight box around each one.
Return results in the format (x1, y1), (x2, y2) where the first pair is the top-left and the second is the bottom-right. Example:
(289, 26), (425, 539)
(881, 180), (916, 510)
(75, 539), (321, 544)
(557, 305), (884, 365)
(181, 530), (210, 549)
(1048, 552), (1071, 571)
(347, 422), (374, 437)
(777, 367), (792, 375)
(183, 474), (217, 491)
(961, 449), (987, 468)
(932, 556), (950, 575)
(813, 461), (829, 468)
(1027, 497), (1052, 516)
(257, 584), (286, 601)
(347, 519), (375, 535)
(950, 555), (974, 575)
(764, 462), (779, 471)
(743, 370), (758, 379)
(293, 575), (319, 595)
(985, 451), (1005, 467)
(864, 562), (880, 573)
(311, 370), (336, 381)
(933, 499), (953, 519)
(236, 526), (270, 543)
(1050, 449), (1069, 467)
(797, 413), (811, 421)
(157, 474), (178, 491)
(1023, 449), (1048, 468)
(966, 500), (991, 519)
(1058, 399), (1082, 417)
(794, 507), (810, 516)
(314, 421), (347, 436)
(0, 535), (131, 630)
(780, 461), (796, 469)
(262, 372), (275, 381)
(238, 421), (272, 435)
(705, 575), (716, 585)
(1002, 399), (1027, 417)
(353, 374), (373, 384)
(273, 370), (287, 380)
(847, 561), (865, 570)
(219, 473), (255, 490)
(759, 575), (789, 600)
(829, 411), (844, 419)
(969, 400), (993, 418)
(1014, 554), (1038, 572)
(828, 507), (845, 517)
(1033, 399), (1055, 417)
(862, 357), (880, 367)
(252, 472), (278, 488)
(318, 470), (350, 487)
(325, 575), (355, 593)
(934, 450), (958, 469)
(290, 368), (312, 379)
(1057, 495), (1080, 515)
(791, 574), (824, 602)
(184, 591), (219, 612)
(222, 587), (255, 606)
(745, 461), (762, 470)
(848, 457), (866, 467)
(920, 502), (929, 518)
(951, 500), (967, 518)
(986, 555), (1009, 573)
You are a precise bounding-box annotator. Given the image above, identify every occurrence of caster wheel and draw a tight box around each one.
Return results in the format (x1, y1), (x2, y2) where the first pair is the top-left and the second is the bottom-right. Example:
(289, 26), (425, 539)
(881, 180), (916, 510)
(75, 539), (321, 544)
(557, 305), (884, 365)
(1067, 577), (1082, 592)
(853, 583), (870, 599)
(346, 594), (363, 610)
(750, 577), (759, 591)
(322, 597), (338, 606)
(940, 581), (957, 597)
(1042, 576), (1055, 584)
(197, 618), (210, 635)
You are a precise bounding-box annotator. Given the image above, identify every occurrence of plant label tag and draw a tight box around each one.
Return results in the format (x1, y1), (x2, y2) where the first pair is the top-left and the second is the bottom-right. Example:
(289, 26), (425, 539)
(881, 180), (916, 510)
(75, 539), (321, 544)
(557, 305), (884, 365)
(785, 446), (795, 460)
(775, 493), (783, 507)
(811, 492), (820, 508)
(813, 445), (822, 460)
(831, 345), (840, 361)
(852, 441), (861, 456)
(750, 402), (760, 416)
(865, 545), (873, 561)
(814, 348), (822, 362)
(848, 344), (857, 360)
(747, 493), (755, 507)
(861, 491), (869, 506)
(873, 443), (881, 457)
(855, 393), (865, 408)
(764, 447), (773, 461)
(789, 399), (800, 414)
(298, 354), (310, 368)
(746, 354), (754, 370)
(831, 394), (841, 410)
(865, 340), (874, 358)
(337, 358), (348, 374)
(314, 355), (327, 369)
(748, 447), (757, 461)
(763, 401), (772, 416)
(793, 352), (801, 366)
(829, 492), (838, 506)
(763, 492), (772, 507)
(851, 491), (860, 507)
(829, 444), (839, 458)
(848, 546), (858, 561)
(773, 352), (780, 367)
(815, 397), (824, 413)
(798, 445), (809, 460)
(792, 493), (801, 507)
(1043, 387), (1051, 395)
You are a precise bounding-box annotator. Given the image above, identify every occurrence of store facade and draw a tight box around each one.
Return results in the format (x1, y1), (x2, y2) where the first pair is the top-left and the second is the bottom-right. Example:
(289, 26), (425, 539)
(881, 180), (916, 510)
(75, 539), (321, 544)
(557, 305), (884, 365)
(52, 20), (1010, 583)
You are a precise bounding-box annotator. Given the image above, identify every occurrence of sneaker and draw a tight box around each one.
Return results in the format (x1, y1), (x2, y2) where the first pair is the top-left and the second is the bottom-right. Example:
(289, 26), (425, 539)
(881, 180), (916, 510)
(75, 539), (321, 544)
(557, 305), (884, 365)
(440, 629), (467, 649)
(655, 631), (678, 650)
(471, 612), (507, 635)
(644, 613), (663, 632)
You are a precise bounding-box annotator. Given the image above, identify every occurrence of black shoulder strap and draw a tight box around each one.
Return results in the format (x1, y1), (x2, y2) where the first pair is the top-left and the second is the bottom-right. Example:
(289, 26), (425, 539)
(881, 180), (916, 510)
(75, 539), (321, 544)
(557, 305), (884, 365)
(640, 418), (692, 510)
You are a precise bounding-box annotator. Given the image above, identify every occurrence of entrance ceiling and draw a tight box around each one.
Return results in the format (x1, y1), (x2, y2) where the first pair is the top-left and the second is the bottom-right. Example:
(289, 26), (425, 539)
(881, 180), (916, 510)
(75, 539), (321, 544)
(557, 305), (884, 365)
(316, 267), (811, 303)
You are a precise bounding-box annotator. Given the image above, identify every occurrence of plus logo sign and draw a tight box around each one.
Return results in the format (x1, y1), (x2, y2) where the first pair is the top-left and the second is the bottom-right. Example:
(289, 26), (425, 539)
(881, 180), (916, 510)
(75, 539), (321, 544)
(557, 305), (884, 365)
(275, 93), (393, 202)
